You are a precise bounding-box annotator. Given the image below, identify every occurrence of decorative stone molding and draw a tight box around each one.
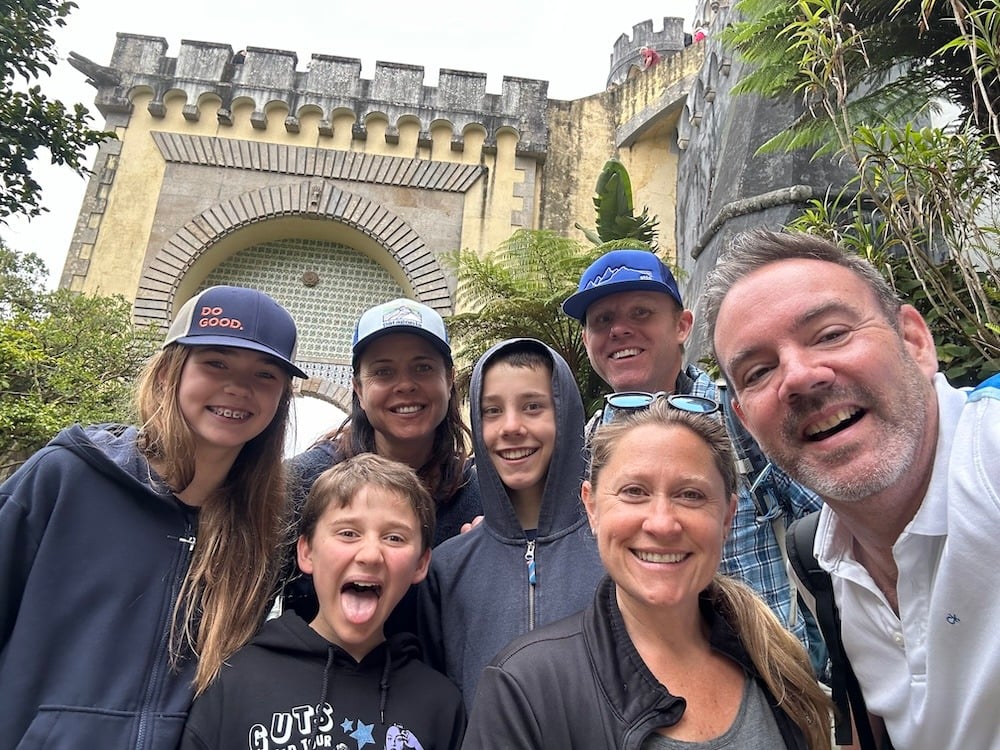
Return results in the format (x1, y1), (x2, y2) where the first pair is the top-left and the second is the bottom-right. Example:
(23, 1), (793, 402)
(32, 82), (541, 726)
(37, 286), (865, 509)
(150, 132), (484, 192)
(133, 174), (463, 331)
(74, 34), (550, 157)
(691, 184), (820, 259)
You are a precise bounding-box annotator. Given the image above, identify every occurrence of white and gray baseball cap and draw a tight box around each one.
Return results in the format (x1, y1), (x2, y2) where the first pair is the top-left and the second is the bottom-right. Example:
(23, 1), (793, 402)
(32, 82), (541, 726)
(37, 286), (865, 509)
(351, 298), (452, 366)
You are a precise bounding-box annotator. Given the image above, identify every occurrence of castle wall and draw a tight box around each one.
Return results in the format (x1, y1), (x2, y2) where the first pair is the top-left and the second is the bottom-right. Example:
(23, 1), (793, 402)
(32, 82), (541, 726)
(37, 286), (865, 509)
(63, 29), (699, 394)
(607, 17), (690, 87)
(63, 35), (553, 306)
(542, 46), (702, 260)
(675, 1), (856, 361)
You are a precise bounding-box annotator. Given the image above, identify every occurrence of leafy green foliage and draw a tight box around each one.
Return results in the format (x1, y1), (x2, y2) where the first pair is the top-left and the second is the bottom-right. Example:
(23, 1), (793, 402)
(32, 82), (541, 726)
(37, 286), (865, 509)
(0, 244), (46, 315)
(790, 201), (1000, 386)
(724, 0), (1000, 383)
(725, 0), (1000, 160)
(575, 158), (660, 248)
(0, 243), (159, 477)
(443, 230), (609, 413)
(1, 0), (112, 220)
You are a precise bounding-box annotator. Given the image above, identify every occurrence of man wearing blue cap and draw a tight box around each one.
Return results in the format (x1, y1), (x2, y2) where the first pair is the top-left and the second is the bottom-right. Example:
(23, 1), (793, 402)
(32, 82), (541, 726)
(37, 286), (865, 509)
(563, 248), (827, 673)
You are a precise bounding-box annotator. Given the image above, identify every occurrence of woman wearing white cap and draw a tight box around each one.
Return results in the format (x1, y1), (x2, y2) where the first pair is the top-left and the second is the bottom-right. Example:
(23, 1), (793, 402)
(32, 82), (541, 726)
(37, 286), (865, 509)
(0, 285), (306, 749)
(284, 298), (482, 627)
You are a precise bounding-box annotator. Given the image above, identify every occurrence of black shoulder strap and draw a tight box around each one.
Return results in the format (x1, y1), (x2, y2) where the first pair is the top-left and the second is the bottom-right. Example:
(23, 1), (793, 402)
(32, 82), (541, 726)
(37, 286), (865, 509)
(787, 512), (881, 750)
(786, 511), (823, 592)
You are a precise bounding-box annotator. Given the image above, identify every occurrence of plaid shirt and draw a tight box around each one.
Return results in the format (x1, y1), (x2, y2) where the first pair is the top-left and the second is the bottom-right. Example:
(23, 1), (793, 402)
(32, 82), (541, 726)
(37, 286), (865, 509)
(586, 364), (827, 673)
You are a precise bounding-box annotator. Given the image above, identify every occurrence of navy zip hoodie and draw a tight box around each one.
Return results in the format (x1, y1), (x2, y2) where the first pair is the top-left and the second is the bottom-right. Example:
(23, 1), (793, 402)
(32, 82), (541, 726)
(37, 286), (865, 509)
(180, 611), (466, 750)
(0, 424), (200, 749)
(417, 338), (604, 708)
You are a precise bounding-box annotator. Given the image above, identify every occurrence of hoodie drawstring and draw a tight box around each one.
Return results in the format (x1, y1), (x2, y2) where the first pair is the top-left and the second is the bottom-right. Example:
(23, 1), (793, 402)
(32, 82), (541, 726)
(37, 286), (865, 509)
(310, 646), (336, 746)
(307, 642), (392, 744)
(378, 646), (392, 725)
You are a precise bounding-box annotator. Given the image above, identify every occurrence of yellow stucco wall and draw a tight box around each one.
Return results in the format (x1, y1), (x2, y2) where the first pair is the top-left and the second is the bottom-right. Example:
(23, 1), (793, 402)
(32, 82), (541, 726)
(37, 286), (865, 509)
(69, 44), (699, 302)
(80, 91), (167, 296)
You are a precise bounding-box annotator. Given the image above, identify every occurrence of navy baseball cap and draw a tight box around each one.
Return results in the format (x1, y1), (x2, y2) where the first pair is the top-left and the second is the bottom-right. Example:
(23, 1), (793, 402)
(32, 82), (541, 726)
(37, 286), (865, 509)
(352, 298), (452, 366)
(562, 249), (683, 323)
(163, 285), (308, 379)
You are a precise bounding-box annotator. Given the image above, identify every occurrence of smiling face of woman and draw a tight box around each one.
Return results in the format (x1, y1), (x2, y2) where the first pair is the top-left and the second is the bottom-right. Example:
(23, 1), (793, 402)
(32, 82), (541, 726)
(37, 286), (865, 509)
(353, 333), (453, 456)
(582, 422), (735, 617)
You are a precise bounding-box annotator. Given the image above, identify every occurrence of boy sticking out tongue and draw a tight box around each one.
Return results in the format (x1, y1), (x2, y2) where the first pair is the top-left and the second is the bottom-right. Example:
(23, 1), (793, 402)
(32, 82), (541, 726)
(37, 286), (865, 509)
(180, 454), (466, 750)
(300, 468), (431, 654)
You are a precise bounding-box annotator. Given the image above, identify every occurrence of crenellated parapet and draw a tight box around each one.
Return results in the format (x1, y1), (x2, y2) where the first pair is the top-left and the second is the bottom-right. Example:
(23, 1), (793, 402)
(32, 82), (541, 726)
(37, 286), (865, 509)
(75, 33), (550, 156)
(607, 17), (689, 87)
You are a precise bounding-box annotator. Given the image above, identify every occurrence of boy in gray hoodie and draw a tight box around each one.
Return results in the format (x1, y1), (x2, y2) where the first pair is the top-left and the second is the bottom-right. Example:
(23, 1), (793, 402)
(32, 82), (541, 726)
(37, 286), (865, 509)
(417, 338), (604, 708)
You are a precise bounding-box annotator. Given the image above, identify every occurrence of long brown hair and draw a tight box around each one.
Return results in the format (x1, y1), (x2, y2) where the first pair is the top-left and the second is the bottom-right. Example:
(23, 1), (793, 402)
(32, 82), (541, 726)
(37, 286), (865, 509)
(589, 403), (833, 750)
(134, 343), (292, 695)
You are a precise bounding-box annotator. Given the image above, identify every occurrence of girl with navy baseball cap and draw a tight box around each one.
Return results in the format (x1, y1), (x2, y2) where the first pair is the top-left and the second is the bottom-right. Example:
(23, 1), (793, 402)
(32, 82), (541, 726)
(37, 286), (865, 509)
(0, 285), (304, 749)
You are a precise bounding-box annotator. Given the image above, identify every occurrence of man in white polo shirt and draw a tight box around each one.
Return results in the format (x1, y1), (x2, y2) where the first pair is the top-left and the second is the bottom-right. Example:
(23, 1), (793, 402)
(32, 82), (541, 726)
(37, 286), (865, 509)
(702, 228), (1000, 750)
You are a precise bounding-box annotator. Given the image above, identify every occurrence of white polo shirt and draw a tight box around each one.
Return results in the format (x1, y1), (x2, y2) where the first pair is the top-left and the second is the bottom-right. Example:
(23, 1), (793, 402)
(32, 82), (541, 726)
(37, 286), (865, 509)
(816, 373), (1000, 750)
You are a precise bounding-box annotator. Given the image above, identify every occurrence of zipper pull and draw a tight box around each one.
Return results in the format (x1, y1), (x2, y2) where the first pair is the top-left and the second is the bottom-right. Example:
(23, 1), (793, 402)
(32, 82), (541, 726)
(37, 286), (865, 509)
(169, 534), (197, 551)
(525, 539), (536, 586)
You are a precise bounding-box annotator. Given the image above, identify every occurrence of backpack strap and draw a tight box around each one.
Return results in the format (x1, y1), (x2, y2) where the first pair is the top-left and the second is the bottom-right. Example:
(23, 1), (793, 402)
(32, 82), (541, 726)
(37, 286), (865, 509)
(787, 512), (880, 750)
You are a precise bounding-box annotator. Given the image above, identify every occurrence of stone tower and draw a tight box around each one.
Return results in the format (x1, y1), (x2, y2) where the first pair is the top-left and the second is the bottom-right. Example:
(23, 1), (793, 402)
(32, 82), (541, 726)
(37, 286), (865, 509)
(675, 0), (856, 357)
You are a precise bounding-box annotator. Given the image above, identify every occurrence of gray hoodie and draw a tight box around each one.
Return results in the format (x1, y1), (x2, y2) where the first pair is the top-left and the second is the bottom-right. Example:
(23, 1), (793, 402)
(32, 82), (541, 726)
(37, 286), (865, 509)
(417, 338), (604, 708)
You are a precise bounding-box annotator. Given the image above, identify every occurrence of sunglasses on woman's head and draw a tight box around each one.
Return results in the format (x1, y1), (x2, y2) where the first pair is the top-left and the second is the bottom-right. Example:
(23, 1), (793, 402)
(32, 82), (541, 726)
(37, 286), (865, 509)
(600, 391), (720, 425)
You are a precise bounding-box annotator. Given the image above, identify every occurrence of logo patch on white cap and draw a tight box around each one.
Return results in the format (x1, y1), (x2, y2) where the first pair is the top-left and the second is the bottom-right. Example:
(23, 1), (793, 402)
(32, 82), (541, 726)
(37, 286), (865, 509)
(382, 304), (424, 328)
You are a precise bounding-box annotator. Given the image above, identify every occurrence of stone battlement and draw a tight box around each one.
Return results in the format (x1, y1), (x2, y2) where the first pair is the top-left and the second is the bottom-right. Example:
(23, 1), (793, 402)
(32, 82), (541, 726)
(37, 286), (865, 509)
(75, 33), (550, 155)
(607, 17), (688, 87)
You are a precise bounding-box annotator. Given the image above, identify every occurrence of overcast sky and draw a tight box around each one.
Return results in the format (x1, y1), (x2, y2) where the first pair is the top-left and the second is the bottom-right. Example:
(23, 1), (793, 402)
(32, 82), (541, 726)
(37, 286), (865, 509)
(5, 0), (697, 287)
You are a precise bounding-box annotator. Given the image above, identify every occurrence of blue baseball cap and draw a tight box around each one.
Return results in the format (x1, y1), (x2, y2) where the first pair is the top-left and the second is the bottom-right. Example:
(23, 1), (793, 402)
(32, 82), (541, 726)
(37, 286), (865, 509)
(561, 249), (683, 323)
(163, 285), (308, 379)
(352, 298), (452, 366)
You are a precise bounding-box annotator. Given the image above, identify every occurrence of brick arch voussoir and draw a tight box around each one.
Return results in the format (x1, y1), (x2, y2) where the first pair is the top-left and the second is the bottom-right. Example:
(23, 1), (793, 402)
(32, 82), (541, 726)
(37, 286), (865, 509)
(294, 378), (353, 413)
(133, 180), (452, 332)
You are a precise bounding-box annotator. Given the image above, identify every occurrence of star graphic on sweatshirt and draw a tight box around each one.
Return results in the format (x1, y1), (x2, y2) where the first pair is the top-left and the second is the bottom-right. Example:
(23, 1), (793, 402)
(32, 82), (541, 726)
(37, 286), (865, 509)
(341, 718), (354, 733)
(351, 720), (375, 748)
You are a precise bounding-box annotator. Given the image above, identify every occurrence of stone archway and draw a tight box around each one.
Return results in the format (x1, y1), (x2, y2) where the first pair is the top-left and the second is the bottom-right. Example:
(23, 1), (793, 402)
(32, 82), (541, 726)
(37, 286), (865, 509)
(294, 376), (352, 412)
(133, 179), (455, 330)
